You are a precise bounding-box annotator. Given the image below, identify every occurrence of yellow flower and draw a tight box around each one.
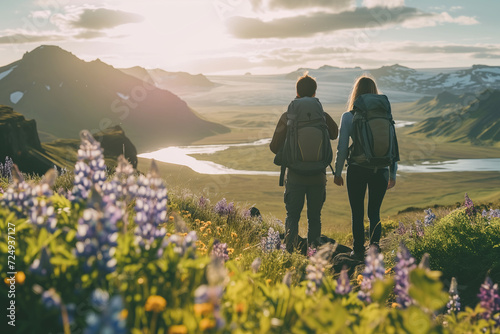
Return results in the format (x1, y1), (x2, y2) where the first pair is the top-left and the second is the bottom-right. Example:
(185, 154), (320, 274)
(227, 248), (234, 255)
(206, 221), (212, 226)
(199, 318), (216, 331)
(166, 233), (171, 237)
(120, 309), (128, 319)
(16, 272), (26, 285)
(385, 267), (392, 274)
(138, 277), (145, 285)
(145, 295), (167, 313)
(194, 303), (214, 316)
(182, 232), (188, 236)
(200, 226), (206, 232)
(169, 325), (188, 334)
(357, 275), (363, 285)
(206, 228), (212, 234)
(195, 219), (200, 224)
(236, 302), (246, 314)
(391, 302), (400, 308)
(169, 216), (175, 222)
(203, 233), (208, 237)
(266, 279), (272, 284)
(231, 232), (238, 239)
(245, 243), (250, 248)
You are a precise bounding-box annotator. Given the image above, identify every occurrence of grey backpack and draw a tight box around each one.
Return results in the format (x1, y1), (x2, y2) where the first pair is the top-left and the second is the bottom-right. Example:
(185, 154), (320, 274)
(274, 97), (333, 186)
(349, 94), (399, 168)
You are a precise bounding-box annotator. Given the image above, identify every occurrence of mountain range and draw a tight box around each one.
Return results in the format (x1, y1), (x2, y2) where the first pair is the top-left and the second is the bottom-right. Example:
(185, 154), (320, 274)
(0, 45), (229, 151)
(411, 89), (500, 144)
(120, 67), (217, 92)
(285, 64), (500, 95)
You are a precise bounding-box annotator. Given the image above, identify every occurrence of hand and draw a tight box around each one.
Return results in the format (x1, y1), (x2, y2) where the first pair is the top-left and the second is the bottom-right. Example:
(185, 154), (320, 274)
(334, 175), (344, 186)
(387, 179), (396, 190)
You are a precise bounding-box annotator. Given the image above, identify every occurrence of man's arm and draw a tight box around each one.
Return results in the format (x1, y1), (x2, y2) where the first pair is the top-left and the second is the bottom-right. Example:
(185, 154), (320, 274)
(325, 113), (338, 140)
(270, 112), (287, 154)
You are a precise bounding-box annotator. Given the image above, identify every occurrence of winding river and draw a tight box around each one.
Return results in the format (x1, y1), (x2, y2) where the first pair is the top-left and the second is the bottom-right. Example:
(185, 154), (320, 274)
(138, 140), (500, 176)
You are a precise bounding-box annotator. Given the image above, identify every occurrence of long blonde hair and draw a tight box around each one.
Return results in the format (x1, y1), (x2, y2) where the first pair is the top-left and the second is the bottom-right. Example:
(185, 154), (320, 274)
(347, 75), (379, 110)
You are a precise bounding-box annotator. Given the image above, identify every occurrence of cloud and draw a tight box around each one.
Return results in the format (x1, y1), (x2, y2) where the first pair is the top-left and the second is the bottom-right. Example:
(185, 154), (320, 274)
(70, 8), (144, 30)
(74, 30), (107, 39)
(251, 0), (353, 11)
(227, 6), (431, 39)
(401, 11), (477, 28)
(0, 32), (64, 44)
(363, 0), (404, 8)
(393, 44), (500, 54)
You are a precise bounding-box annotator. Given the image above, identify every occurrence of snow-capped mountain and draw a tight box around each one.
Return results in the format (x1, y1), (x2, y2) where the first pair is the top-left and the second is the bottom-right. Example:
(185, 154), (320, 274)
(372, 64), (500, 95)
(285, 64), (500, 95)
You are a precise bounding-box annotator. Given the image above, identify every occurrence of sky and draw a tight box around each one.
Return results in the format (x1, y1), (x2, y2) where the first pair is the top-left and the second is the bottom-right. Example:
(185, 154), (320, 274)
(0, 0), (499, 74)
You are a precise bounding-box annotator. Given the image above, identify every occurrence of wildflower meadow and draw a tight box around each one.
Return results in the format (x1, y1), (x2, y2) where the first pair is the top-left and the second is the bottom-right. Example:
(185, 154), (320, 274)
(0, 131), (499, 333)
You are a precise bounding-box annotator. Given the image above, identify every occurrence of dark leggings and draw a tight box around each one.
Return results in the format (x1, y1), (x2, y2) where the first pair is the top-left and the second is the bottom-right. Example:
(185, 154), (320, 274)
(347, 164), (389, 253)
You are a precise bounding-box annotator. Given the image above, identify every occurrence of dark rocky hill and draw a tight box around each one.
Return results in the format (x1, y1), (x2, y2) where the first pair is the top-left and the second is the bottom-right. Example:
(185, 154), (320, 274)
(411, 89), (500, 144)
(0, 45), (229, 151)
(0, 105), (138, 174)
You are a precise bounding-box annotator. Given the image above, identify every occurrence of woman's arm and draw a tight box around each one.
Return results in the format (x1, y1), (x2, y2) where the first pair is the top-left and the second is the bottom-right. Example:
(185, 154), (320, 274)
(334, 112), (353, 177)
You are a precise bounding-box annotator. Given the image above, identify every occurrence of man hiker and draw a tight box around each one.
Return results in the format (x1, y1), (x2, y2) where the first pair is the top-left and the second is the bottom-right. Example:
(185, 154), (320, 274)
(270, 74), (338, 253)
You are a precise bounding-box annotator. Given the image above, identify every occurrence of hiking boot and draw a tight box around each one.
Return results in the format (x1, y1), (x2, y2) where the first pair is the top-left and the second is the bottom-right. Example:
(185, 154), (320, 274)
(350, 250), (364, 261)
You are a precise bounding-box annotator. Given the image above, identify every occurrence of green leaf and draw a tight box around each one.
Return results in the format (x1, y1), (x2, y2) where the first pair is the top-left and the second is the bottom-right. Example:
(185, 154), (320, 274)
(65, 229), (76, 243)
(409, 268), (448, 312)
(371, 278), (395, 305)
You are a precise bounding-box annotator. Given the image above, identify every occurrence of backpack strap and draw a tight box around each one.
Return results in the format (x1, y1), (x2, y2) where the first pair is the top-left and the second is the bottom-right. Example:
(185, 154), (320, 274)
(279, 165), (286, 186)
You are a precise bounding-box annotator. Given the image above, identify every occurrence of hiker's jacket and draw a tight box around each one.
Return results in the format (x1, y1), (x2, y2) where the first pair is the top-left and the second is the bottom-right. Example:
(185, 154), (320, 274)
(270, 101), (338, 185)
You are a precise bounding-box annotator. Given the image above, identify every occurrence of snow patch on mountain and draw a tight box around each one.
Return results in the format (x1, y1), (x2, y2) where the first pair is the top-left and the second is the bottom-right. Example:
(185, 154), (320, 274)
(0, 65), (17, 80)
(10, 91), (24, 104)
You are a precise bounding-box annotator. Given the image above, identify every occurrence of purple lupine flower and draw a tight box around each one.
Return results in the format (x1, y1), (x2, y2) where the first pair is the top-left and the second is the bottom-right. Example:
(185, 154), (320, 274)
(464, 193), (477, 219)
(29, 198), (57, 232)
(195, 284), (225, 329)
(41, 288), (62, 310)
(71, 130), (107, 202)
(75, 202), (121, 274)
(446, 277), (461, 314)
(483, 209), (500, 219)
(414, 220), (425, 238)
(0, 156), (14, 181)
(214, 198), (234, 216)
(251, 257), (261, 273)
(396, 221), (406, 235)
(394, 243), (416, 308)
(90, 289), (110, 311)
(283, 272), (292, 287)
(424, 208), (436, 226)
(358, 245), (385, 303)
(261, 227), (281, 252)
(131, 161), (168, 247)
(307, 247), (317, 257)
(336, 266), (352, 295)
(211, 240), (229, 262)
(306, 244), (334, 295)
(477, 277), (500, 324)
(198, 195), (209, 208)
(85, 295), (126, 334)
(0, 165), (30, 214)
(30, 247), (54, 277)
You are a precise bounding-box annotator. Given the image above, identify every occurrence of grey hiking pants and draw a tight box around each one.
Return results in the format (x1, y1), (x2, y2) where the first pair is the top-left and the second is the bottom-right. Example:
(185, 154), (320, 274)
(284, 182), (326, 253)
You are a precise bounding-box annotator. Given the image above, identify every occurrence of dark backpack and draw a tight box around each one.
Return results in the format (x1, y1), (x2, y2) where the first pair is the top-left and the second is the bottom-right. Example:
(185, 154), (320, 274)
(274, 97), (333, 186)
(349, 94), (399, 168)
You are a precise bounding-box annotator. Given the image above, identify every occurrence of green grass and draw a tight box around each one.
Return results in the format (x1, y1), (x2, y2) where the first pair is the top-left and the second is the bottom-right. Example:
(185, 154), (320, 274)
(138, 157), (500, 245)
